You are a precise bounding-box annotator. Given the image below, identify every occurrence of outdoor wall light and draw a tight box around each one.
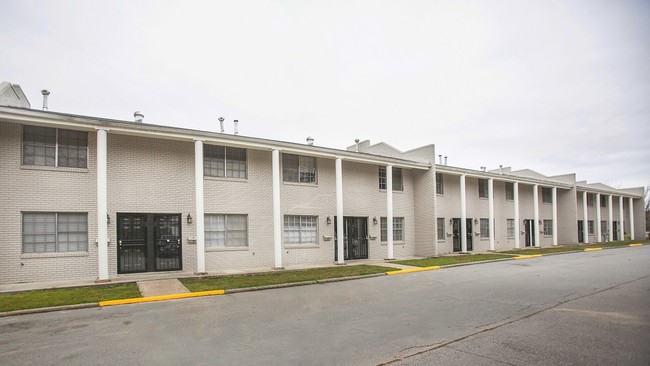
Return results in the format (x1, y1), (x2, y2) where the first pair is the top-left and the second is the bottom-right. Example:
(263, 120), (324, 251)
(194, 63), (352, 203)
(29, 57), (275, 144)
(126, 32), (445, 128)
(449, 218), (453, 226)
(474, 218), (479, 225)
(326, 216), (332, 225)
(373, 217), (378, 225)
(107, 214), (110, 225)
(187, 213), (192, 224)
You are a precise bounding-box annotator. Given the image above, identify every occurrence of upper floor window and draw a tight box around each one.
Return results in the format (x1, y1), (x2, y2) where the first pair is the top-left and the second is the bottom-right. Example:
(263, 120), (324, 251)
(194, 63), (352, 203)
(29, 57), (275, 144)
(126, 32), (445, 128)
(505, 182), (514, 201)
(380, 217), (404, 241)
(283, 154), (317, 184)
(600, 195), (608, 208)
(204, 145), (247, 178)
(378, 166), (404, 191)
(22, 212), (88, 253)
(542, 187), (553, 203)
(586, 193), (596, 207)
(436, 173), (444, 195)
(478, 179), (488, 198)
(205, 214), (248, 247)
(23, 126), (88, 168)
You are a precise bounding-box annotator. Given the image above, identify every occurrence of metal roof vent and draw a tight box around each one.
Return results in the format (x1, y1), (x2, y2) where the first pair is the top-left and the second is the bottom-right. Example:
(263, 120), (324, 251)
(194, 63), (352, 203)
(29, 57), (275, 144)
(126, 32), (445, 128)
(354, 139), (360, 152)
(134, 111), (144, 123)
(306, 136), (314, 146)
(219, 117), (225, 133)
(234, 119), (239, 135)
(41, 90), (50, 111)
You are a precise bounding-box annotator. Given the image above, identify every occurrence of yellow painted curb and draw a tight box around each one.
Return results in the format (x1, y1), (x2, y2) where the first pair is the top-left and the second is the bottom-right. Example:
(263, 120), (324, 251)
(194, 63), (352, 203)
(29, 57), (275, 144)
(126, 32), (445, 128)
(513, 254), (543, 260)
(629, 243), (642, 247)
(99, 289), (225, 307)
(386, 266), (441, 275)
(584, 248), (602, 252)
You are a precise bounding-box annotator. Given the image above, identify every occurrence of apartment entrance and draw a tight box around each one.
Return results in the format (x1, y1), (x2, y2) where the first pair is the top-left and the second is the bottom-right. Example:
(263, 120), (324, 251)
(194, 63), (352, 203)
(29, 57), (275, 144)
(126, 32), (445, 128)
(613, 221), (619, 241)
(578, 220), (584, 243)
(524, 219), (536, 247)
(117, 213), (182, 274)
(452, 218), (473, 252)
(334, 217), (369, 260)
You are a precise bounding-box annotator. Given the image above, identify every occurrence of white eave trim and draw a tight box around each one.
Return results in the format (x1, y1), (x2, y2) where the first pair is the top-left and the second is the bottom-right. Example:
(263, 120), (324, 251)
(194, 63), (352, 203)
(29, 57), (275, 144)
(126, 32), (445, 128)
(436, 165), (573, 189)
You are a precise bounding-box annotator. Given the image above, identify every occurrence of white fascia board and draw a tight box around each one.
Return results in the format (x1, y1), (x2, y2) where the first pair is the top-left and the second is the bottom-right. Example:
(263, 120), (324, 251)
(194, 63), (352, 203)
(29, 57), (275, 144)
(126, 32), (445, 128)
(436, 165), (573, 189)
(575, 185), (643, 199)
(0, 107), (430, 170)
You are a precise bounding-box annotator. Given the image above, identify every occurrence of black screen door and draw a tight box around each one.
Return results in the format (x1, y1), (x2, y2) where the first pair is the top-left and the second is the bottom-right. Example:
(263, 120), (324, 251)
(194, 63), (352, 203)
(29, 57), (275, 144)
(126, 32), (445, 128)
(118, 213), (182, 273)
(334, 217), (369, 260)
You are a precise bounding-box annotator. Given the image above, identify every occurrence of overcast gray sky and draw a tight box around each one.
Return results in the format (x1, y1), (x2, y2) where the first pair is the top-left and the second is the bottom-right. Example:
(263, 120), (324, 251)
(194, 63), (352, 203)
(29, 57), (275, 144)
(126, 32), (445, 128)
(2, 0), (648, 190)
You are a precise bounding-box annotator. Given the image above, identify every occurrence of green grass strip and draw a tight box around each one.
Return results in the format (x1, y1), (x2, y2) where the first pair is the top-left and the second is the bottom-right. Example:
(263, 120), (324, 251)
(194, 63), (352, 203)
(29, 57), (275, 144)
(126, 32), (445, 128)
(391, 253), (515, 268)
(0, 283), (141, 313)
(502, 240), (648, 255)
(181, 265), (398, 292)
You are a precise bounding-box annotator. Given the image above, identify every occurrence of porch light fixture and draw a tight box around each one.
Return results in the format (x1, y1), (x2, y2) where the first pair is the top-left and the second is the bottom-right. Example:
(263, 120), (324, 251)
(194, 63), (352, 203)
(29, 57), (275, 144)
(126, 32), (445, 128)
(449, 218), (453, 226)
(326, 216), (332, 225)
(373, 217), (378, 225)
(474, 218), (479, 225)
(187, 213), (192, 224)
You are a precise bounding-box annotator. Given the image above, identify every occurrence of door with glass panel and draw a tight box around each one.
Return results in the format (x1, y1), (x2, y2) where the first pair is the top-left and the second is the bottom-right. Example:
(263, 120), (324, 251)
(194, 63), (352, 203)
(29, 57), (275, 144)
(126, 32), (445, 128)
(117, 213), (182, 273)
(334, 217), (369, 260)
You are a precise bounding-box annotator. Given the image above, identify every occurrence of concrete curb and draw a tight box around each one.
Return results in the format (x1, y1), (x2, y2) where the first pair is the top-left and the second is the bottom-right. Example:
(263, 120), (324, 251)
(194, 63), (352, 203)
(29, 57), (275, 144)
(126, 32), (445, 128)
(386, 266), (440, 275)
(98, 290), (225, 307)
(0, 302), (98, 317)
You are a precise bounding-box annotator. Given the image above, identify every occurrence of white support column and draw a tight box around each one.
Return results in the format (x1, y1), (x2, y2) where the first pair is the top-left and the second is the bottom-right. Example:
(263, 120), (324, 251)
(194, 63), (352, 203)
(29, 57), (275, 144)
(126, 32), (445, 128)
(96, 129), (109, 281)
(596, 193), (602, 242)
(335, 157), (344, 264)
(533, 184), (540, 247)
(194, 140), (206, 274)
(513, 182), (520, 249)
(619, 196), (624, 241)
(272, 149), (283, 269)
(582, 191), (589, 244)
(628, 197), (635, 240)
(460, 174), (467, 253)
(386, 165), (394, 260)
(608, 195), (613, 242)
(552, 187), (558, 246)
(488, 178), (495, 251)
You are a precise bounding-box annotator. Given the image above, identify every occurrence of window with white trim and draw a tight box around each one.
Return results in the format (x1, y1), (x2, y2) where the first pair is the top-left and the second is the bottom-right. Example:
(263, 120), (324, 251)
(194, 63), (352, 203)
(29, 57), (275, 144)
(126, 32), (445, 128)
(436, 173), (444, 195)
(480, 218), (490, 238)
(205, 214), (248, 247)
(542, 188), (553, 203)
(600, 195), (608, 208)
(507, 219), (515, 238)
(283, 154), (317, 183)
(588, 220), (595, 234)
(380, 217), (404, 241)
(586, 193), (596, 207)
(505, 182), (514, 201)
(478, 179), (488, 198)
(284, 215), (318, 244)
(22, 212), (88, 253)
(543, 219), (553, 235)
(23, 126), (88, 168)
(203, 145), (247, 178)
(437, 218), (445, 240)
(378, 167), (404, 191)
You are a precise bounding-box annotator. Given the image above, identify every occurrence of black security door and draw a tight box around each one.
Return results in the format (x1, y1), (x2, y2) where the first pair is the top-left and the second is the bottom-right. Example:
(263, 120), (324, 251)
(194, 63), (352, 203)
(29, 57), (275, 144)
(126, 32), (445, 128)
(334, 217), (369, 260)
(118, 213), (182, 274)
(452, 218), (461, 252)
(612, 221), (619, 241)
(524, 219), (535, 247)
(466, 219), (473, 251)
(578, 220), (584, 243)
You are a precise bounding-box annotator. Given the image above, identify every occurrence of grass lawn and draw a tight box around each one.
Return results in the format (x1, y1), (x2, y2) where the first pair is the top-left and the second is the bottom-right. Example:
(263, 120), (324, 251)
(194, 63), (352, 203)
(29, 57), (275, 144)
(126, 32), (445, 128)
(391, 253), (515, 268)
(181, 265), (398, 292)
(0, 283), (141, 313)
(502, 240), (647, 255)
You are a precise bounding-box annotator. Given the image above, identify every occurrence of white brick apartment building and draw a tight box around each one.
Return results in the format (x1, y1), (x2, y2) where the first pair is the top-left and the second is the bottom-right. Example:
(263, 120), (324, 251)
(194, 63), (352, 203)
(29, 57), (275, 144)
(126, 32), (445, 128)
(0, 83), (646, 285)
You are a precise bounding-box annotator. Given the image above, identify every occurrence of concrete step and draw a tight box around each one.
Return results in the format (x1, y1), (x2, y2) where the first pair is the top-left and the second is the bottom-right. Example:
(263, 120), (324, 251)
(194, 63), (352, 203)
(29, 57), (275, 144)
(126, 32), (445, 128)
(137, 279), (189, 297)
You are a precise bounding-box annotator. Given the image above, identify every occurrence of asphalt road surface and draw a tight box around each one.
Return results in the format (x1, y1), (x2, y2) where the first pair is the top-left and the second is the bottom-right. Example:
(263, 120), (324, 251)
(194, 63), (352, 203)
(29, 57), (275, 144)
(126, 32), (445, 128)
(1, 246), (649, 366)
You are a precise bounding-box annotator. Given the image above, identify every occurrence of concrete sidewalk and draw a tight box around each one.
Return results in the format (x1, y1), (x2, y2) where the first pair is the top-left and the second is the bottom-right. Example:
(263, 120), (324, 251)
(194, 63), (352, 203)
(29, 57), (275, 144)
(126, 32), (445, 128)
(137, 279), (189, 297)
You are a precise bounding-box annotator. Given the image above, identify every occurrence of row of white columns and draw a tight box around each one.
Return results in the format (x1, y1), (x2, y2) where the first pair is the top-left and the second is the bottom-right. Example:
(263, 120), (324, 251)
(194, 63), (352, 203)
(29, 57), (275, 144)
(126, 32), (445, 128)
(582, 191), (634, 244)
(458, 176), (556, 252)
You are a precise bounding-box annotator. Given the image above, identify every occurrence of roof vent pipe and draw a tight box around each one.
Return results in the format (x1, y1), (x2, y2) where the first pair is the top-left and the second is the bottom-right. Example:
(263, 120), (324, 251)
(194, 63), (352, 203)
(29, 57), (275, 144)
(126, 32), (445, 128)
(444, 156), (448, 166)
(218, 117), (225, 133)
(41, 90), (50, 111)
(234, 120), (239, 135)
(354, 139), (360, 152)
(306, 136), (314, 146)
(481, 166), (486, 172)
(438, 155), (442, 165)
(134, 111), (144, 122)
(499, 165), (503, 174)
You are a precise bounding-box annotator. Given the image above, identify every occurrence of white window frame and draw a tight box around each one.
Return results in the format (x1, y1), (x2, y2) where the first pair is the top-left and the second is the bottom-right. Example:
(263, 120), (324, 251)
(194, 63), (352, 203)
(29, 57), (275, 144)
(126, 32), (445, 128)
(543, 219), (553, 236)
(282, 154), (317, 184)
(437, 217), (445, 241)
(505, 182), (514, 201)
(436, 173), (444, 195)
(378, 167), (404, 191)
(22, 212), (88, 253)
(480, 218), (490, 238)
(204, 214), (248, 248)
(507, 219), (515, 238)
(478, 179), (488, 198)
(542, 187), (553, 204)
(283, 215), (318, 244)
(380, 217), (405, 242)
(203, 145), (248, 179)
(22, 125), (88, 169)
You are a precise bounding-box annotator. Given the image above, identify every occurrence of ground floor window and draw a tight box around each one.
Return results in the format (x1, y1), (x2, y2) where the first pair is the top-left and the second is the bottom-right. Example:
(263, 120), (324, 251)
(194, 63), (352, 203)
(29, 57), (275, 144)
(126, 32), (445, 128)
(380, 217), (404, 241)
(506, 219), (515, 238)
(480, 218), (489, 238)
(437, 218), (445, 240)
(22, 212), (88, 253)
(205, 214), (248, 247)
(588, 220), (595, 235)
(284, 215), (318, 244)
(543, 220), (553, 235)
